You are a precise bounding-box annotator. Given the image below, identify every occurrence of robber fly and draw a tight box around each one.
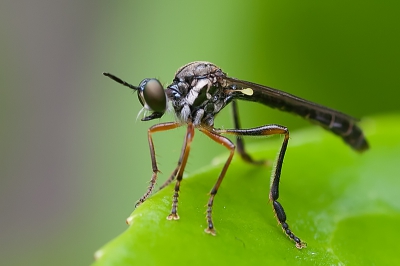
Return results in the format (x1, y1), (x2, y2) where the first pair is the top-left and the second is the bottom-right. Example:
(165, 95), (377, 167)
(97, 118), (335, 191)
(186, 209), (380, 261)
(103, 61), (368, 249)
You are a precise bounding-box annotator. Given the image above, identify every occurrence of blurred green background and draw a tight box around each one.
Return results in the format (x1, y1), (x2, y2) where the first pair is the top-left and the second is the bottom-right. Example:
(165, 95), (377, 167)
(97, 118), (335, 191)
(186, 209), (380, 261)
(1, 1), (399, 265)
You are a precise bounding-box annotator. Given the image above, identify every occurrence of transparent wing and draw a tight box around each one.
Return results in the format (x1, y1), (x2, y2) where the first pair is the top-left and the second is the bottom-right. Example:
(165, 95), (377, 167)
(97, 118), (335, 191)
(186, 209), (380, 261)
(223, 76), (368, 151)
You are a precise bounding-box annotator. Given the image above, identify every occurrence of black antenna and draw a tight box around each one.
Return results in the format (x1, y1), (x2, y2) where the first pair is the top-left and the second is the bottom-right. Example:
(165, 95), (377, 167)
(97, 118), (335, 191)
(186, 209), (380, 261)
(103, 72), (138, 91)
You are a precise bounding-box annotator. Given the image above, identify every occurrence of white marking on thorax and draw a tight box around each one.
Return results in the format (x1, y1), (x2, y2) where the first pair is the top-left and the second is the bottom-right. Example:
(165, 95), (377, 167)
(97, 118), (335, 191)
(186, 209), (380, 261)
(186, 78), (209, 105)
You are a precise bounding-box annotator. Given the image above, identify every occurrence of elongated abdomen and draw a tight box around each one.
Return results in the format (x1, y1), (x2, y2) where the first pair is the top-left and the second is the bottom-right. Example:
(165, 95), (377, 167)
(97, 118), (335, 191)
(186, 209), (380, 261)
(307, 109), (368, 151)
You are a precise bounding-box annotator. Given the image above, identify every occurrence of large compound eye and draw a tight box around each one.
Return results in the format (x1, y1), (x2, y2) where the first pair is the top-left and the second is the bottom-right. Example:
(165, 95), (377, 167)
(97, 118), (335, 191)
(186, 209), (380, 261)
(138, 79), (167, 113)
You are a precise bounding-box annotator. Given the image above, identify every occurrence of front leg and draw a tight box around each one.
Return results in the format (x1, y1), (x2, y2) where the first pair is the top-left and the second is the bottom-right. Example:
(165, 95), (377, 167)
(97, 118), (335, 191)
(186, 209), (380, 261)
(135, 122), (182, 208)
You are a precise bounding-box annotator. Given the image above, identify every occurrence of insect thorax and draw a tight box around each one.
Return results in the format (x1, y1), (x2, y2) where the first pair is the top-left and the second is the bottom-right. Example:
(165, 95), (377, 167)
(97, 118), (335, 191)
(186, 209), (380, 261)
(165, 62), (232, 127)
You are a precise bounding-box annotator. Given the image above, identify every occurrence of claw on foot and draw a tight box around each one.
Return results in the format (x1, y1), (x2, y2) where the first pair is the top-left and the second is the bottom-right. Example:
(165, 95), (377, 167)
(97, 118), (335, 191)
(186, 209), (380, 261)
(295, 241), (307, 249)
(134, 201), (142, 208)
(167, 213), (180, 220)
(204, 227), (216, 236)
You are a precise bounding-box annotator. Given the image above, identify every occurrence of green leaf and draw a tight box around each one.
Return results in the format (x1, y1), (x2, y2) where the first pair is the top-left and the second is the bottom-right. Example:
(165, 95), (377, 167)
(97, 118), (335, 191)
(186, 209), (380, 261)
(93, 114), (400, 265)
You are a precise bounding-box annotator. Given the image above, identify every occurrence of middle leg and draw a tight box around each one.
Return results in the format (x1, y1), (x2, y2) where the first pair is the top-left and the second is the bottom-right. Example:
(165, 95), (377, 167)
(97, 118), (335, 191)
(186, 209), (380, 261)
(166, 122), (195, 220)
(199, 126), (236, 235)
